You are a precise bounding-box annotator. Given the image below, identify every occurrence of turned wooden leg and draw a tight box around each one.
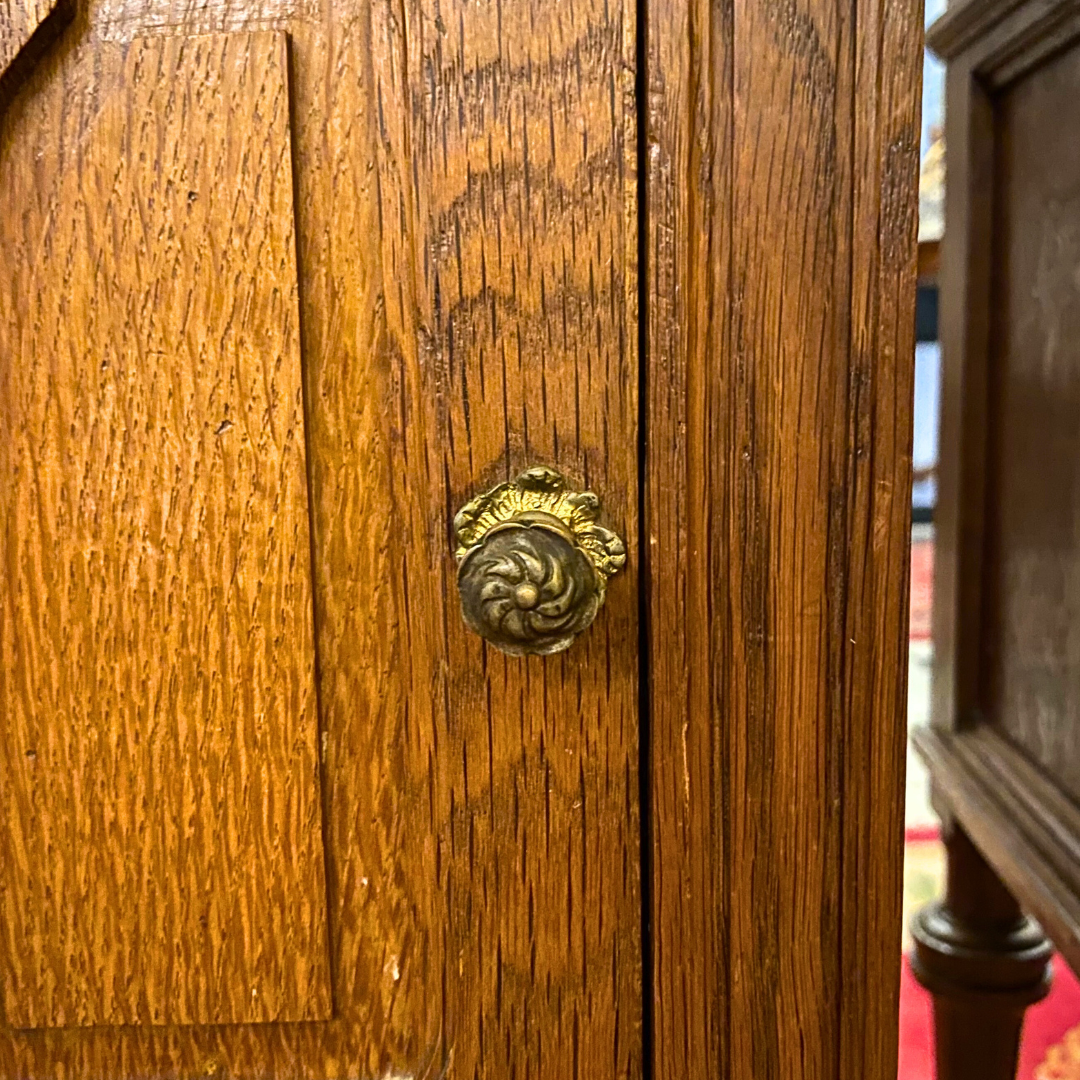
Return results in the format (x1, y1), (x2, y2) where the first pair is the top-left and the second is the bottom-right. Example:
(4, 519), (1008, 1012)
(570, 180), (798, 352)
(911, 824), (1053, 1080)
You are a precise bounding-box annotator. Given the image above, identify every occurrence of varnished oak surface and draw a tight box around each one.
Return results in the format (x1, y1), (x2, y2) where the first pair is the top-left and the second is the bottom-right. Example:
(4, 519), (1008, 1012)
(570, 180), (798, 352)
(370, 0), (641, 1073)
(0, 0), (921, 1070)
(1, 0), (53, 65)
(0, 0), (640, 1073)
(0, 31), (332, 1029)
(646, 0), (920, 1077)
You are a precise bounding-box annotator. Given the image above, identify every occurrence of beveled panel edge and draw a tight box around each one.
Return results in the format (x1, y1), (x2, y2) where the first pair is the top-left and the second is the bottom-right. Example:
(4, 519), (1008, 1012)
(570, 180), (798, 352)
(0, 0), (73, 112)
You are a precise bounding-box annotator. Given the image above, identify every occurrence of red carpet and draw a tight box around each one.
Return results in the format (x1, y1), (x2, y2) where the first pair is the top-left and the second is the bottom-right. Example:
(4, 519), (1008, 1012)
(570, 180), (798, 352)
(899, 832), (1080, 1079)
(909, 536), (934, 642)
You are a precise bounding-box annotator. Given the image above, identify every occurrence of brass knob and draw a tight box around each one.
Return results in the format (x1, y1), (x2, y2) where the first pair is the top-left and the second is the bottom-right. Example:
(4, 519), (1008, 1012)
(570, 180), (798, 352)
(453, 467), (626, 656)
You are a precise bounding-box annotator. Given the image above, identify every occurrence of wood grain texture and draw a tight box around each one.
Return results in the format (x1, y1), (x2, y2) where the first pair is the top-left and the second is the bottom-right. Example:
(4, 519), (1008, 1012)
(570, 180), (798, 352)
(839, 1), (923, 1075)
(0, 1), (441, 1070)
(0, 0), (919, 1067)
(645, 0), (920, 1076)
(644, 1), (731, 1074)
(370, 0), (642, 1074)
(0, 31), (332, 1028)
(982, 41), (1080, 800)
(0, 0), (640, 1071)
(89, 0), (318, 41)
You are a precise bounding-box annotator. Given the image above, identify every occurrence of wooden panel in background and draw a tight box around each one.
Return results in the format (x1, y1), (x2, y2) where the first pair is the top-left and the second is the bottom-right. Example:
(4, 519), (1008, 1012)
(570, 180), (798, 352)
(646, 0), (919, 1078)
(0, 31), (331, 1029)
(983, 43), (1080, 801)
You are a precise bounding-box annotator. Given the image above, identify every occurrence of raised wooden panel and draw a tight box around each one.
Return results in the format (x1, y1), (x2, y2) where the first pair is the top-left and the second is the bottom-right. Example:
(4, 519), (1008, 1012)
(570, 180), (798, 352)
(0, 31), (332, 1029)
(0, 0), (67, 101)
(646, 0), (919, 1076)
(1, 0), (54, 67)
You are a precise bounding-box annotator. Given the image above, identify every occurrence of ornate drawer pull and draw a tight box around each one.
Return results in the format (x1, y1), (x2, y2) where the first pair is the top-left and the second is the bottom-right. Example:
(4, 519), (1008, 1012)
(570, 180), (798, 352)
(453, 467), (626, 656)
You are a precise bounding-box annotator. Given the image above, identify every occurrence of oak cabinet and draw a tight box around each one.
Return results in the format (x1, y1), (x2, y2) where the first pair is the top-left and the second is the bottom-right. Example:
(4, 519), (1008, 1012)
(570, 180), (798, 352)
(0, 0), (920, 1075)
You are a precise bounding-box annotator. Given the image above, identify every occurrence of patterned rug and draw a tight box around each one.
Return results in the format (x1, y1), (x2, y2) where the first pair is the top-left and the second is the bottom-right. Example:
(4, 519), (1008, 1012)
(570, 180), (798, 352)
(900, 831), (1080, 1079)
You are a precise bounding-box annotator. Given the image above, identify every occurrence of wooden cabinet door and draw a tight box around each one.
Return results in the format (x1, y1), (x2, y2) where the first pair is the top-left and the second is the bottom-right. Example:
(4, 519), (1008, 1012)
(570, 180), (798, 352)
(0, 0), (920, 1076)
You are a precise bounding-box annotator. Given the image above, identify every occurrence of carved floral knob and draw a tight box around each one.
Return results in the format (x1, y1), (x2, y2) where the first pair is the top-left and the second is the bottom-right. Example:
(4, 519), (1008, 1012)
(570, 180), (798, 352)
(453, 467), (626, 656)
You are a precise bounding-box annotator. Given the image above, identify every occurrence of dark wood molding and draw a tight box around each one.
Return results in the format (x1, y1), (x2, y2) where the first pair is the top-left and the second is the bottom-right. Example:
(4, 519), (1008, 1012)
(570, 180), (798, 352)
(914, 726), (1080, 972)
(973, 1), (1080, 87)
(929, 63), (995, 736)
(928, 0), (1080, 85)
(927, 0), (1031, 60)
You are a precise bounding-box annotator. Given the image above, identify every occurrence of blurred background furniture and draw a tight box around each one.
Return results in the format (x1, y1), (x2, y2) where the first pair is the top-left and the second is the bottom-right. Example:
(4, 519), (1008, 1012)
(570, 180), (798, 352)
(911, 1), (1080, 1077)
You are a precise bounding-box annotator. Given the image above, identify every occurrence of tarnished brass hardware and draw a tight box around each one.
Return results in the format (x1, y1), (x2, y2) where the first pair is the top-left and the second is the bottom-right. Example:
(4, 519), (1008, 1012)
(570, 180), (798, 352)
(453, 466), (627, 656)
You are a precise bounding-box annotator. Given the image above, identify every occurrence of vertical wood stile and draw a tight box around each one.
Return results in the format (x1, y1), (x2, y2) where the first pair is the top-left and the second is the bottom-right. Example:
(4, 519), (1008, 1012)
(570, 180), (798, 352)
(371, 0), (643, 1075)
(645, 0), (921, 1075)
